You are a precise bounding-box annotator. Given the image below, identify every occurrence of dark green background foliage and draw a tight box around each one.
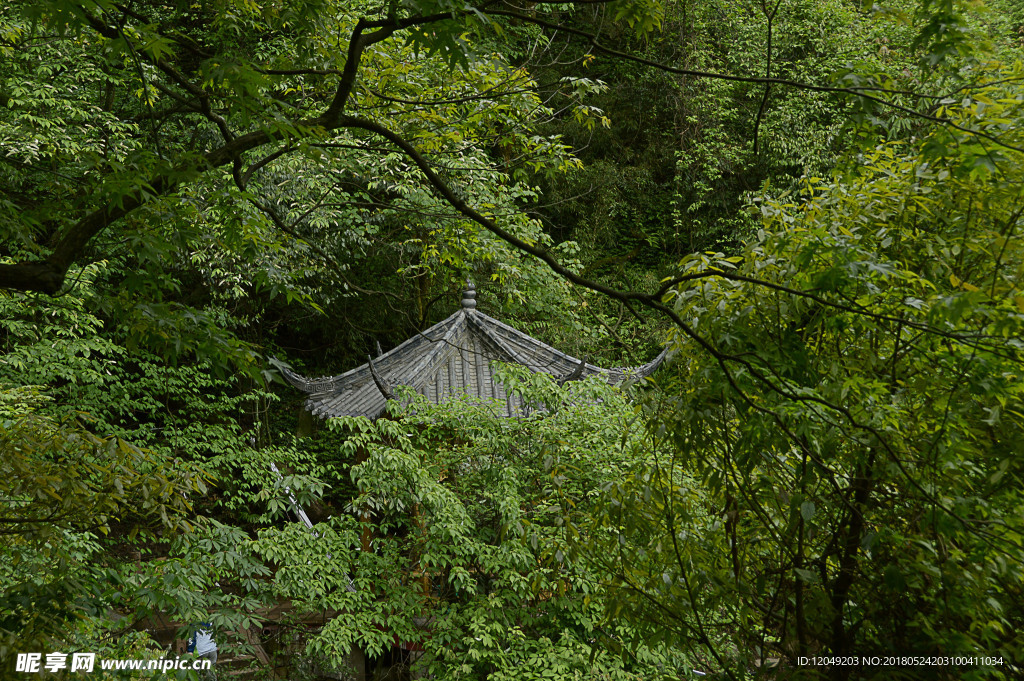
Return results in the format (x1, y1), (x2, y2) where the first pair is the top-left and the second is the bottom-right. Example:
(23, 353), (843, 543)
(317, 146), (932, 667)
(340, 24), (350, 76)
(2, 0), (1022, 679)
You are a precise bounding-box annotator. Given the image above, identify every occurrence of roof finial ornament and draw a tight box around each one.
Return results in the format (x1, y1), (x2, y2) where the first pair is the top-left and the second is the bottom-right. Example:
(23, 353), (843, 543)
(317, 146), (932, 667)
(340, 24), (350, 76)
(461, 279), (477, 310)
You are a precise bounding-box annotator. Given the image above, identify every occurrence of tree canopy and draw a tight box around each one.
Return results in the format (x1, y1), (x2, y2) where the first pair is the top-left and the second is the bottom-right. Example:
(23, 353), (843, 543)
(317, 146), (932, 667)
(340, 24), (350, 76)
(2, 0), (1023, 679)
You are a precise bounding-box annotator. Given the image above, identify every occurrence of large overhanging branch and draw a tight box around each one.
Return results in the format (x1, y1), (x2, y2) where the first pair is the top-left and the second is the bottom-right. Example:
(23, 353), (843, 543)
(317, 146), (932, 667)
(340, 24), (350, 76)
(2, 0), (1021, 296)
(0, 11), (440, 294)
(1, 127), (278, 294)
(338, 115), (655, 307)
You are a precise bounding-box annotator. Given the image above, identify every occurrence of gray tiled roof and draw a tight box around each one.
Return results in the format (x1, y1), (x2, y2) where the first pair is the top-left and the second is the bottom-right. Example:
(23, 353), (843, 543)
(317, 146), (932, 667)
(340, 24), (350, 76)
(279, 285), (666, 420)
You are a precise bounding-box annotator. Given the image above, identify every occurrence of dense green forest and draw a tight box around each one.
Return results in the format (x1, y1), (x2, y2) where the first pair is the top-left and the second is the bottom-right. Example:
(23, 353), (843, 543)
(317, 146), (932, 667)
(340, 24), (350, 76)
(2, 0), (1023, 679)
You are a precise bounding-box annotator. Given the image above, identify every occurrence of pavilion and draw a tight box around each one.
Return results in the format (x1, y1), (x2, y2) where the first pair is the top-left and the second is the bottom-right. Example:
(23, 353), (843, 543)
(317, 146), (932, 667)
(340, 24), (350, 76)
(277, 282), (666, 419)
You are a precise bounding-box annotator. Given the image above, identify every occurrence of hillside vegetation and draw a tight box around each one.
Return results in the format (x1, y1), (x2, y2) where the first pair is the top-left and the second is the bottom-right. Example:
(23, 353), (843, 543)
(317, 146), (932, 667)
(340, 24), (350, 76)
(2, 0), (1022, 679)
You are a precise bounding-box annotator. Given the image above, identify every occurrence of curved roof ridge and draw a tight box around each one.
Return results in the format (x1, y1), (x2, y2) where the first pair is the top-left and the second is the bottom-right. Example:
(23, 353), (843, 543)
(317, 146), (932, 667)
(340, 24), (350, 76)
(275, 286), (667, 419)
(278, 310), (465, 395)
(471, 310), (665, 383)
(404, 310), (471, 392)
(465, 311), (559, 371)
